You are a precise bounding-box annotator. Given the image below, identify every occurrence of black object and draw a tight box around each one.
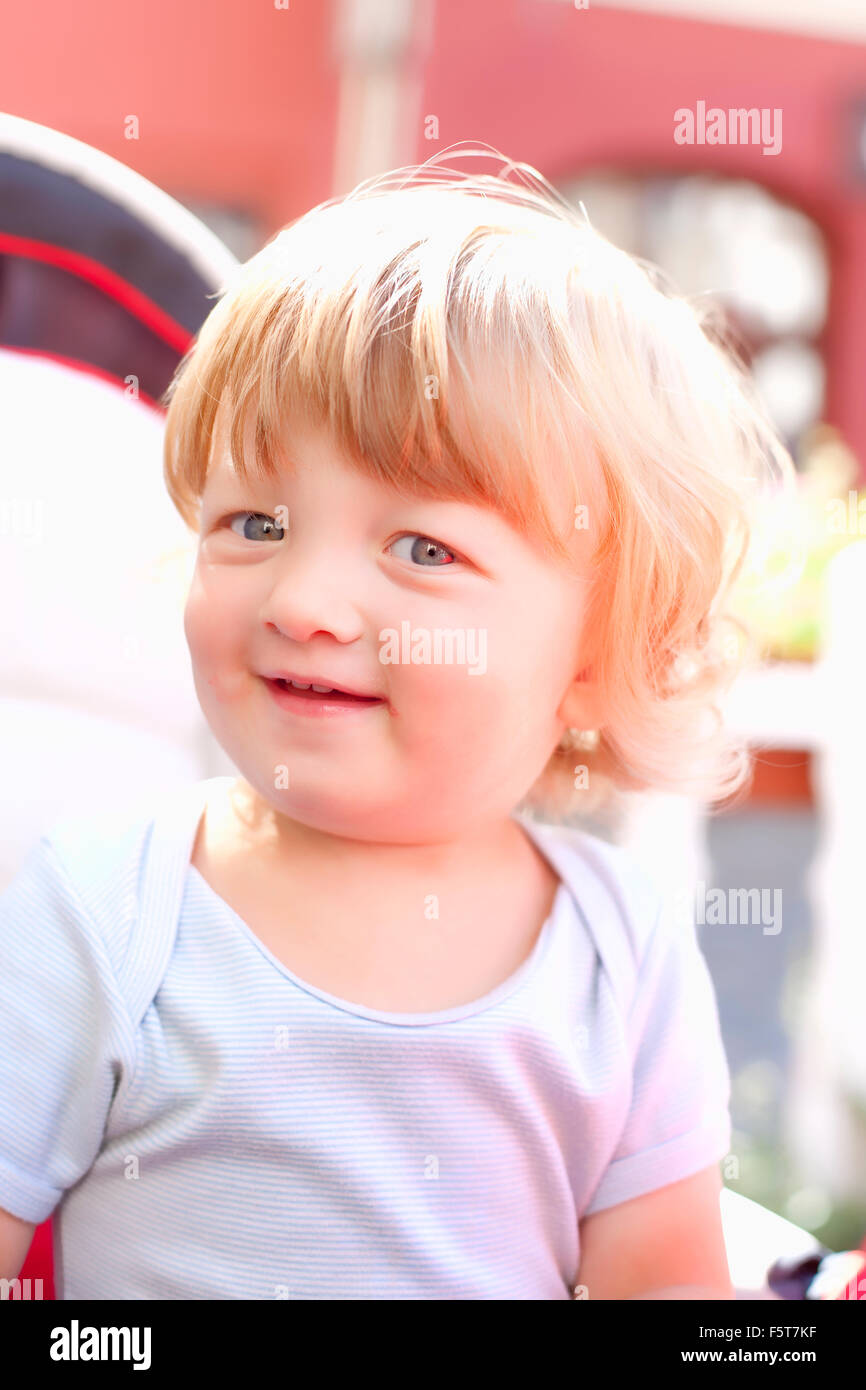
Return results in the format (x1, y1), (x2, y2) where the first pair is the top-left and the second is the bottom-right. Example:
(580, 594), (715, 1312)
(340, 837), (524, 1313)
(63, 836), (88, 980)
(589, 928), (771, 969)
(0, 114), (238, 405)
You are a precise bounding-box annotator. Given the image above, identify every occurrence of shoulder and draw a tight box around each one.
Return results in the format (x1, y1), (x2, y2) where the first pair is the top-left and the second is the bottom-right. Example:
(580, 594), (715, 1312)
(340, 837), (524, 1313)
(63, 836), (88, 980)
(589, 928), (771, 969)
(44, 789), (159, 890)
(0, 800), (156, 1040)
(518, 815), (667, 989)
(21, 781), (205, 972)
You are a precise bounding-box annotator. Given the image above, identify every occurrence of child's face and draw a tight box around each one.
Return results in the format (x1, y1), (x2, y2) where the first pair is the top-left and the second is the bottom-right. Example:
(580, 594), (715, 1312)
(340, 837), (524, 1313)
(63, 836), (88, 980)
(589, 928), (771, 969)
(184, 415), (599, 841)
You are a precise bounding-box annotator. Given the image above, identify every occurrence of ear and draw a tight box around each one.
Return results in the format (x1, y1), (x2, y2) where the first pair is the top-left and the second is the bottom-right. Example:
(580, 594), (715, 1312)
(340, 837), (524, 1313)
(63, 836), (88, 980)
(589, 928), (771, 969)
(557, 666), (604, 734)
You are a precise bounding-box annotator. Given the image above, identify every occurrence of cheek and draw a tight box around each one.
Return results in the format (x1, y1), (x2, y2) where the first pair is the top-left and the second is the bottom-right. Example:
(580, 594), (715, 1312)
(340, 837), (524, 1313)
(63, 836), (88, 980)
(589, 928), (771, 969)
(396, 652), (517, 749)
(183, 576), (217, 662)
(183, 574), (247, 700)
(423, 605), (569, 745)
(389, 601), (534, 718)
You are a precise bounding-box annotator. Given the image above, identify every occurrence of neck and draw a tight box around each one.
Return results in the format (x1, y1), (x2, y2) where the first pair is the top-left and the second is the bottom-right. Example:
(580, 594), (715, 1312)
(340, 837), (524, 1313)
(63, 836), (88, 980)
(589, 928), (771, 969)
(226, 777), (526, 881)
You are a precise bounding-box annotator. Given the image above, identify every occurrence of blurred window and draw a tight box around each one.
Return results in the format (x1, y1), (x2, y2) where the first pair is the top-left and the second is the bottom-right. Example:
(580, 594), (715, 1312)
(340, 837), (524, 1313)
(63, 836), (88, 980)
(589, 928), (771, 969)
(556, 171), (829, 462)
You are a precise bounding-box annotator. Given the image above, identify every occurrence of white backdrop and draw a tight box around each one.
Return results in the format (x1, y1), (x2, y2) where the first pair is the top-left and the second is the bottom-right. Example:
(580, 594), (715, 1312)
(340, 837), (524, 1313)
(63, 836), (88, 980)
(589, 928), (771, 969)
(0, 347), (232, 887)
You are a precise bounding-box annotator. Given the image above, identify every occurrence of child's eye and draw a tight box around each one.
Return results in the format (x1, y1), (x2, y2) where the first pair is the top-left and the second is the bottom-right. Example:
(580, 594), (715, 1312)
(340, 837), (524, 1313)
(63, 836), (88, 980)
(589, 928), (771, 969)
(226, 512), (284, 542)
(223, 514), (460, 568)
(388, 534), (460, 568)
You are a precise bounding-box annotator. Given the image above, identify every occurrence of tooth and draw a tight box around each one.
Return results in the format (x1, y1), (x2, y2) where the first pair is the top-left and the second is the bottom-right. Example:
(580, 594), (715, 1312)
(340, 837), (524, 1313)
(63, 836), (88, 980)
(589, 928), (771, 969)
(290, 680), (311, 690)
(311, 684), (334, 693)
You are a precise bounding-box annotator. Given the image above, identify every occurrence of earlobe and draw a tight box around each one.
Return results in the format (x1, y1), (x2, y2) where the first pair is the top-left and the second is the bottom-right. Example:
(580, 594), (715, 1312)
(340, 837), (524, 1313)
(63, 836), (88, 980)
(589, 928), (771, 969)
(558, 727), (600, 754)
(558, 671), (603, 735)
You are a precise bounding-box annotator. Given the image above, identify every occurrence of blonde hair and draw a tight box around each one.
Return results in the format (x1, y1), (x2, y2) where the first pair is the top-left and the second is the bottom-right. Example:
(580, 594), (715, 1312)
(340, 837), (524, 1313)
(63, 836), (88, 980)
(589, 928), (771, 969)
(162, 146), (798, 822)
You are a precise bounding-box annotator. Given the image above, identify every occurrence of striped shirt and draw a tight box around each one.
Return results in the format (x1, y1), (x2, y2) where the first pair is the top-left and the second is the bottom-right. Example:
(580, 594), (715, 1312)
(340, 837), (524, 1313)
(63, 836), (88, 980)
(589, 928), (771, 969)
(0, 776), (731, 1299)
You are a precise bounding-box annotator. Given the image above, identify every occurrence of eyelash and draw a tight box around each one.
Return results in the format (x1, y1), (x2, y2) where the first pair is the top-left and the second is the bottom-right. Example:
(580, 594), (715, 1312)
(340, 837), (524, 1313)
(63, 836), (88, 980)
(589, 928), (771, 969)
(222, 512), (463, 568)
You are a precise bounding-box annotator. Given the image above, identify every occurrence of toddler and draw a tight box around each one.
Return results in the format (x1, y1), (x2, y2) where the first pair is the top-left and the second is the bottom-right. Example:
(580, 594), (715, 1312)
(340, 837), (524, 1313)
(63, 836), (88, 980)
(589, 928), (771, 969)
(0, 149), (797, 1300)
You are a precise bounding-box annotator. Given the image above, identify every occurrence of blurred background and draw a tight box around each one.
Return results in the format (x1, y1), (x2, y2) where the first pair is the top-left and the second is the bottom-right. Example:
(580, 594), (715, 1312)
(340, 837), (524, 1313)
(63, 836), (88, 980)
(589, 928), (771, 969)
(2, 0), (866, 1289)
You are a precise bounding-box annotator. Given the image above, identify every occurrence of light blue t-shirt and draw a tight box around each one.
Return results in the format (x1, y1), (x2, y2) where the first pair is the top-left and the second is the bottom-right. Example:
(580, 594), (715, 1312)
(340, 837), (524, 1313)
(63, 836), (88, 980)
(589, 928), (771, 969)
(0, 777), (731, 1300)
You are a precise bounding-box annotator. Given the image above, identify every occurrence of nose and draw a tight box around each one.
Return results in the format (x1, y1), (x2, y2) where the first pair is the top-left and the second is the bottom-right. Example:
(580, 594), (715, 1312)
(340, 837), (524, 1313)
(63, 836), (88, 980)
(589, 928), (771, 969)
(259, 539), (366, 644)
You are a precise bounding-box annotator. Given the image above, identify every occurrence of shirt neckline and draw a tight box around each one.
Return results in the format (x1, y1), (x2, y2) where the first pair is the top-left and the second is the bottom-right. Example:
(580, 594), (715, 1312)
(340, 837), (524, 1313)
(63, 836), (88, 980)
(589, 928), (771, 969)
(183, 777), (570, 1028)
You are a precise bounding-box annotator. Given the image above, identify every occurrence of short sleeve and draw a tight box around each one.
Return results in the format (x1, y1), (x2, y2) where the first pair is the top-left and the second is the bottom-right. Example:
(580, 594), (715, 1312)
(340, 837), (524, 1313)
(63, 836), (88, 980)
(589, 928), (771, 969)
(584, 892), (732, 1216)
(0, 836), (135, 1223)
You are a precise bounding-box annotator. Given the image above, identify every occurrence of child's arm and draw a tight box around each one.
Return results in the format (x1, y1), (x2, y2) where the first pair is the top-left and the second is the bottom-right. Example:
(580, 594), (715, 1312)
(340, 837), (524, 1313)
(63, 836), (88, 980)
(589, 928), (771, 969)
(0, 1205), (36, 1281)
(575, 1163), (734, 1300)
(0, 835), (133, 1242)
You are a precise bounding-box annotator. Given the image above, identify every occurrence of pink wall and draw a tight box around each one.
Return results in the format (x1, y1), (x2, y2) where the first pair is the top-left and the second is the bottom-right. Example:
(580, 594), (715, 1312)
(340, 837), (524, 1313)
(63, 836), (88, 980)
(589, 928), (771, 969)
(0, 0), (339, 230)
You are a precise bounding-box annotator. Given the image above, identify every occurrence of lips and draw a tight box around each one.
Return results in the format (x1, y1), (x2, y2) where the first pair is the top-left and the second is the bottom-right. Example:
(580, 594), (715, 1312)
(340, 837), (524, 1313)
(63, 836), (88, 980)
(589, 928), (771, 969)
(269, 677), (381, 705)
(261, 670), (381, 700)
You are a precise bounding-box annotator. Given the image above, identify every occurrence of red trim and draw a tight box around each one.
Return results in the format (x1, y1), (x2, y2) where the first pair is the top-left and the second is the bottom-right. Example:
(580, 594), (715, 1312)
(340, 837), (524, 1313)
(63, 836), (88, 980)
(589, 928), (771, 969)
(0, 232), (194, 354)
(17, 1217), (55, 1300)
(0, 345), (166, 413)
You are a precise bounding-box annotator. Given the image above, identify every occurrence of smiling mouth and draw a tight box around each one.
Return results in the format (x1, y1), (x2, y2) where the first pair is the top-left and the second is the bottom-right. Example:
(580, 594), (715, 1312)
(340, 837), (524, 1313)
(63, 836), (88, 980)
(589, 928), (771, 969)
(266, 677), (384, 706)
